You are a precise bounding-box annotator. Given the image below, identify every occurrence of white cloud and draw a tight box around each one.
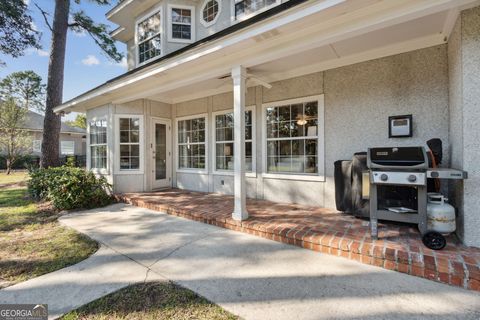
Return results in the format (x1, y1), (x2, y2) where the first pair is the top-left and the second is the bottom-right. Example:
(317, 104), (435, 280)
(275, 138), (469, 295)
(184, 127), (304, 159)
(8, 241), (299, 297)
(117, 57), (128, 68)
(73, 30), (87, 37)
(30, 21), (38, 31)
(37, 49), (49, 57)
(108, 57), (128, 69)
(81, 55), (100, 66)
(26, 48), (49, 57)
(23, 0), (30, 5)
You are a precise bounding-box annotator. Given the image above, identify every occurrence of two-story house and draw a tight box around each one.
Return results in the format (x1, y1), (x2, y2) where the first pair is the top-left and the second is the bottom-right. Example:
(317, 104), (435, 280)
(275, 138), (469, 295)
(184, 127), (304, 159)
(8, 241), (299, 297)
(55, 0), (480, 248)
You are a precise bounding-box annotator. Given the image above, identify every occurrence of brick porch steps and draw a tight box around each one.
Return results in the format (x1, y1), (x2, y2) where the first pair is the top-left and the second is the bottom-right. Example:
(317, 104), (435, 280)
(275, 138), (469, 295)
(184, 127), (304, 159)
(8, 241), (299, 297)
(116, 189), (480, 292)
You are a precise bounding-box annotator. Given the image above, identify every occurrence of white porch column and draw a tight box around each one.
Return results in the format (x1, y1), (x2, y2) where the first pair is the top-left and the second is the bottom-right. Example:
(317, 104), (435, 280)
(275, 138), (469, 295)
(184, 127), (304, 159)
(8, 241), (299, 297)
(231, 65), (249, 221)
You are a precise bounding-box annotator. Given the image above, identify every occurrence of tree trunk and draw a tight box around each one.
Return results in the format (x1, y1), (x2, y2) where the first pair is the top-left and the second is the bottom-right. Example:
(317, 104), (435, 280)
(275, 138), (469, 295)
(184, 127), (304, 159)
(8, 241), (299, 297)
(40, 0), (70, 168)
(6, 159), (11, 175)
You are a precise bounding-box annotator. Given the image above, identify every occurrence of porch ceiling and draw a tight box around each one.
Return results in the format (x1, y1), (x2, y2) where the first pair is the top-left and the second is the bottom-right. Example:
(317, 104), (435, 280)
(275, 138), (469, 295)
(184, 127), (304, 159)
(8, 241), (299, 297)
(150, 9), (451, 104)
(56, 0), (480, 113)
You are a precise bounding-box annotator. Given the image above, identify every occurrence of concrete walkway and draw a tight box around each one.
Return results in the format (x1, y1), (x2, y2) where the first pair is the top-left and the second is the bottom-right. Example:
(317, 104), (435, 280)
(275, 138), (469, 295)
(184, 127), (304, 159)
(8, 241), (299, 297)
(1, 203), (479, 319)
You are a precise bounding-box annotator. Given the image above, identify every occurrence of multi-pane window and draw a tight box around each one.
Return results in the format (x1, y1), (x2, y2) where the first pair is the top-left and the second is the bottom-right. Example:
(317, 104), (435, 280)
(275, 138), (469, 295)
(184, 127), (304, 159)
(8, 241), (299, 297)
(61, 141), (75, 155)
(215, 110), (253, 171)
(235, 0), (277, 20)
(137, 10), (162, 64)
(89, 120), (107, 170)
(266, 101), (319, 174)
(119, 118), (140, 170)
(170, 7), (193, 41)
(202, 0), (219, 24)
(178, 117), (206, 169)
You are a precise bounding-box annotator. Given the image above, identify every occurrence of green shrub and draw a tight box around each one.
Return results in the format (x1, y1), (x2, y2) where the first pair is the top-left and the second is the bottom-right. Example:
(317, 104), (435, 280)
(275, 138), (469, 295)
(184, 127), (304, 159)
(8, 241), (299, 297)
(28, 166), (113, 210)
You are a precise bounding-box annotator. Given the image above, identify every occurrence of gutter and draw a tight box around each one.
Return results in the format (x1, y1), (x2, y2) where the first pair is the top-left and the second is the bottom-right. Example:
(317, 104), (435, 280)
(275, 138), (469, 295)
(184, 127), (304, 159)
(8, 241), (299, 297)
(55, 0), (310, 113)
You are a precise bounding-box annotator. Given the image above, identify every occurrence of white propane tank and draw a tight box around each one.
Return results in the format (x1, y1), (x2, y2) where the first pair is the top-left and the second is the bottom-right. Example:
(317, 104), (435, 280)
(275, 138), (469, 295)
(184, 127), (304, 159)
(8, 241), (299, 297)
(427, 193), (456, 234)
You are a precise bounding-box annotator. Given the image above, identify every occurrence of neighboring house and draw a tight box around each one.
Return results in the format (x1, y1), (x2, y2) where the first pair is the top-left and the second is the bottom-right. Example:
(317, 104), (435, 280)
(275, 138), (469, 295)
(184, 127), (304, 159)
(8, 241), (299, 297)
(54, 1), (480, 247)
(22, 111), (86, 158)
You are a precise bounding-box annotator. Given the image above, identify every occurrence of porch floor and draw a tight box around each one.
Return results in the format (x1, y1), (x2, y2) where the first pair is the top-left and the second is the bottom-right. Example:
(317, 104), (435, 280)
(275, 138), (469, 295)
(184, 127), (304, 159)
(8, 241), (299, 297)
(117, 189), (480, 292)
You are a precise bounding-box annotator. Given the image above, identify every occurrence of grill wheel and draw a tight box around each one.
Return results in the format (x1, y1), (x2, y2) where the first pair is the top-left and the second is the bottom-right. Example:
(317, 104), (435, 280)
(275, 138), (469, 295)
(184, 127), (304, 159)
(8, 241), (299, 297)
(422, 231), (446, 250)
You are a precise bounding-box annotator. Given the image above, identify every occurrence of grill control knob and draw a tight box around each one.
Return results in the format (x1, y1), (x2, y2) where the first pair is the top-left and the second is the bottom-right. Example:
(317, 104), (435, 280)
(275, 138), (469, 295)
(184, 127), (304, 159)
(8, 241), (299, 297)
(380, 174), (388, 181)
(408, 174), (417, 182)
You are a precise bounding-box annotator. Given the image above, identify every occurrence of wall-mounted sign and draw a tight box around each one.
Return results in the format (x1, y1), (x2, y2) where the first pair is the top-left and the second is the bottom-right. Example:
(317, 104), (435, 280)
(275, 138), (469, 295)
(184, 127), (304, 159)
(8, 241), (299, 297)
(389, 114), (412, 138)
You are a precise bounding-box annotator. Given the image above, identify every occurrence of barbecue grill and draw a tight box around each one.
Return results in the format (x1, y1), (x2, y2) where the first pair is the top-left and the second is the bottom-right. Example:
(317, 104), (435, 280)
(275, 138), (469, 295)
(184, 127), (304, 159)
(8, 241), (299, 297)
(367, 146), (467, 242)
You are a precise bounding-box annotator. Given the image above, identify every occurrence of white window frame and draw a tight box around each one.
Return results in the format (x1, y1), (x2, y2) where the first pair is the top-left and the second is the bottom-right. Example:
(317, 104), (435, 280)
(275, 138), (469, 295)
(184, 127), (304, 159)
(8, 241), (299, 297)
(211, 106), (256, 177)
(231, 0), (281, 23)
(114, 114), (145, 175)
(135, 4), (163, 67)
(32, 140), (42, 153)
(175, 113), (209, 174)
(200, 0), (222, 28)
(167, 4), (196, 44)
(262, 95), (325, 182)
(88, 118), (108, 174)
(60, 140), (75, 155)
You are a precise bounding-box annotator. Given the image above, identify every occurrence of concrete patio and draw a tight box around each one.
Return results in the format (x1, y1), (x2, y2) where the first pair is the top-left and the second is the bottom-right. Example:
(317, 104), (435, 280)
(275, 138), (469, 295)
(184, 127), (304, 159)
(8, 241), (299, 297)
(117, 189), (480, 292)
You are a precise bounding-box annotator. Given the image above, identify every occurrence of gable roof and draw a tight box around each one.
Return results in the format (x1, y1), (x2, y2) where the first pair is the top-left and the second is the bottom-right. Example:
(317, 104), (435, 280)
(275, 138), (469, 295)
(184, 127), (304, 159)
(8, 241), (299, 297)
(22, 111), (86, 134)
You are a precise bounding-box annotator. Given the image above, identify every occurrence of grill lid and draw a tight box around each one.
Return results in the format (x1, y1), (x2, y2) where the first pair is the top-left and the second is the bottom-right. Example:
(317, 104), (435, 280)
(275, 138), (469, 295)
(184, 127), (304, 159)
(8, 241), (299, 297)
(367, 146), (428, 169)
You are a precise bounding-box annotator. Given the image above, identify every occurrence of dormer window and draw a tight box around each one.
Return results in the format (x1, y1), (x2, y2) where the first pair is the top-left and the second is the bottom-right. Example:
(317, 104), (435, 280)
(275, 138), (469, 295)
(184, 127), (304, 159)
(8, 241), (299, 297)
(168, 5), (195, 43)
(136, 8), (162, 64)
(201, 0), (220, 27)
(234, 0), (279, 21)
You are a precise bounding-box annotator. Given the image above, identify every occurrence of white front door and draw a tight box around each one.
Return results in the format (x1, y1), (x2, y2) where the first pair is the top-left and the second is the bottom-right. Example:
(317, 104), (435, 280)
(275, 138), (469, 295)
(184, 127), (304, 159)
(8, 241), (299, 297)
(151, 118), (171, 189)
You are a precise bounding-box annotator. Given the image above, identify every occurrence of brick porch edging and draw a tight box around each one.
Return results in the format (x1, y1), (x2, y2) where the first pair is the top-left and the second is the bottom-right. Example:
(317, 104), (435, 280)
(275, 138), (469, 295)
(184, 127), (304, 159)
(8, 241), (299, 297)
(116, 194), (480, 292)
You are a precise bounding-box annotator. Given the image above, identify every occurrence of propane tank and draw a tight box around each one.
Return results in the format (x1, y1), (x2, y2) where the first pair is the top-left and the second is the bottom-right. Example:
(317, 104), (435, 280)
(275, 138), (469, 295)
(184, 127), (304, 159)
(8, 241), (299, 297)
(427, 193), (456, 234)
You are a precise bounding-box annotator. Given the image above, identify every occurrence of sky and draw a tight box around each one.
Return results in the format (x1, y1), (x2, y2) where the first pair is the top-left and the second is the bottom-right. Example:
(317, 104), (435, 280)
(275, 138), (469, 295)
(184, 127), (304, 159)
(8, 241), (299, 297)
(0, 0), (127, 120)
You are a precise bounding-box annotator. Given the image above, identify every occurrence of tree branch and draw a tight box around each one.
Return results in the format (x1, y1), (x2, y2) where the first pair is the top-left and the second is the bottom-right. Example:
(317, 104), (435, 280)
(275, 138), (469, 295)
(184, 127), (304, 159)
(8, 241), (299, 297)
(34, 3), (53, 32)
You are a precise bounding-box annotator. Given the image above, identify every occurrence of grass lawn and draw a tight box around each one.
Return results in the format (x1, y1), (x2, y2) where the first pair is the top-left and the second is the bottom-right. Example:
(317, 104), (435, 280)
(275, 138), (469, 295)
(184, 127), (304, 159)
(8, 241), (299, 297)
(61, 281), (239, 320)
(0, 171), (29, 186)
(0, 173), (98, 288)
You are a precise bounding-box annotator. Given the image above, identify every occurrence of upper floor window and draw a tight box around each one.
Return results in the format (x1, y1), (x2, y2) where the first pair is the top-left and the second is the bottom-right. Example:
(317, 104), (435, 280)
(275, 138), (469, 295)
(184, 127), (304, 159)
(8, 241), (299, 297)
(168, 5), (195, 43)
(234, 0), (278, 21)
(201, 0), (220, 27)
(137, 9), (162, 64)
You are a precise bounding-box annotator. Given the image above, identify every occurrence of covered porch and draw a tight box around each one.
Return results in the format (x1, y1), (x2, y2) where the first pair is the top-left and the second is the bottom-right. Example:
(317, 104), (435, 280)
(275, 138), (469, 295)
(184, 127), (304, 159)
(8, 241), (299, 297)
(117, 189), (480, 292)
(56, 1), (480, 249)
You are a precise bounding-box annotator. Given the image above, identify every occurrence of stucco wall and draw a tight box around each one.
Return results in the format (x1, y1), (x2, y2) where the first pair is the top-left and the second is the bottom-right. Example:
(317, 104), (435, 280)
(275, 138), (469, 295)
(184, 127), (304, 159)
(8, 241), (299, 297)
(448, 6), (480, 247)
(169, 44), (449, 207)
(94, 43), (464, 237)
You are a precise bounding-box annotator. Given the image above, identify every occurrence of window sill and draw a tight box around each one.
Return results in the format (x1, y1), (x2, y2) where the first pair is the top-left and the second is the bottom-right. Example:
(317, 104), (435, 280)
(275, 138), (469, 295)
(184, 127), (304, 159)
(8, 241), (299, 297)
(213, 171), (257, 178)
(262, 173), (325, 182)
(114, 170), (144, 175)
(168, 37), (195, 44)
(176, 169), (209, 175)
